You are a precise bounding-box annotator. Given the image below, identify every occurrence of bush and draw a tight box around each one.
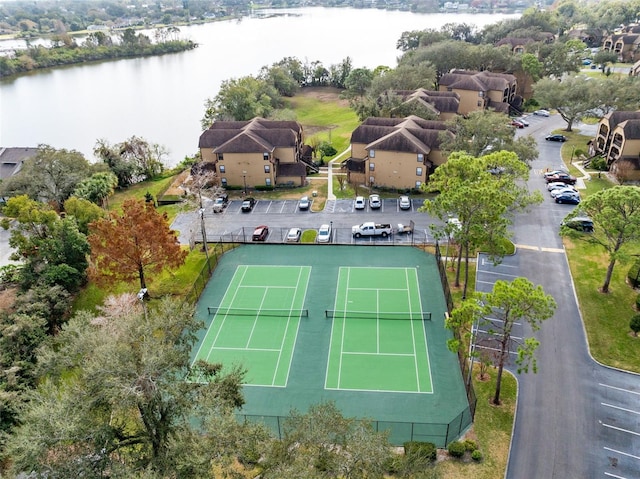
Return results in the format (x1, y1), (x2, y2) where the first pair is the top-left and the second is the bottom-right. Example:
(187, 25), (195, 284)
(447, 441), (466, 458)
(628, 259), (640, 289)
(590, 156), (608, 171)
(463, 439), (478, 451)
(404, 441), (437, 464)
(630, 314), (640, 336)
(254, 185), (274, 191)
(636, 293), (640, 310)
(471, 449), (484, 462)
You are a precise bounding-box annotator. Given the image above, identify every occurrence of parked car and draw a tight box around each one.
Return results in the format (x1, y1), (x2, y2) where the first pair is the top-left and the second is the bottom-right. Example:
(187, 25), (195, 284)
(241, 197), (256, 212)
(550, 186), (579, 198)
(285, 227), (302, 243)
(252, 225), (269, 241)
(516, 116), (530, 126)
(511, 119), (525, 128)
(544, 170), (567, 179)
(555, 192), (581, 204)
(582, 59), (592, 65)
(533, 109), (550, 117)
(317, 224), (332, 243)
(399, 196), (411, 210)
(546, 173), (577, 185)
(562, 216), (594, 232)
(369, 194), (381, 209)
(547, 181), (569, 191)
(298, 196), (310, 210)
(212, 194), (229, 213)
(546, 134), (567, 142)
(354, 196), (366, 210)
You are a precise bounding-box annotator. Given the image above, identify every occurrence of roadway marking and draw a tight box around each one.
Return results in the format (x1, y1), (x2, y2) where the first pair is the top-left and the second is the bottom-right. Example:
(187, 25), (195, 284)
(602, 403), (640, 415)
(600, 383), (640, 396)
(604, 473), (627, 479)
(480, 270), (519, 279)
(514, 244), (565, 253)
(604, 447), (640, 461)
(601, 422), (640, 437)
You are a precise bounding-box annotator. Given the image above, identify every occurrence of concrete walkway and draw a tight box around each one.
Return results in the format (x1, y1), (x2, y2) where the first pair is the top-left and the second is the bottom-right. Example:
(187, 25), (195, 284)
(327, 148), (350, 201)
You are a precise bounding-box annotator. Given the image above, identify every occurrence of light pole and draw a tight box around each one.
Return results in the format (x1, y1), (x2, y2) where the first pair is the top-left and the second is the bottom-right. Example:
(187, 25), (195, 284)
(330, 221), (333, 243)
(242, 170), (247, 196)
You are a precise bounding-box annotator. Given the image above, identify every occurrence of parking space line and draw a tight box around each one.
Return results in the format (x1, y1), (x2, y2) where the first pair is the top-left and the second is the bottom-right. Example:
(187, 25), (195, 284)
(475, 329), (523, 341)
(479, 270), (520, 279)
(604, 472), (627, 479)
(485, 317), (522, 326)
(601, 423), (640, 437)
(604, 447), (640, 461)
(600, 383), (640, 396)
(474, 344), (519, 355)
(602, 403), (640, 415)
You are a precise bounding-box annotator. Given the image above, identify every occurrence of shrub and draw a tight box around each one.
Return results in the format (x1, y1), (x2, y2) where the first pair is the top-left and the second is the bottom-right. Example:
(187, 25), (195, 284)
(636, 293), (640, 311)
(471, 449), (483, 462)
(463, 439), (478, 451)
(590, 156), (608, 171)
(630, 314), (640, 336)
(447, 441), (466, 458)
(254, 185), (274, 191)
(404, 441), (437, 464)
(628, 259), (640, 289)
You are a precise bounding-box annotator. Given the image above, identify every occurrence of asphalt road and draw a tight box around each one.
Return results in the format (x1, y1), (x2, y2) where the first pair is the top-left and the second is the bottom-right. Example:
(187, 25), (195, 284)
(500, 116), (640, 479)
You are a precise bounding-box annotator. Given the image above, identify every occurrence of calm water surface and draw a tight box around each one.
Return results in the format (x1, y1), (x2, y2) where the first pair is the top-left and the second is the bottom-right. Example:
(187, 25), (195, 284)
(0, 8), (518, 166)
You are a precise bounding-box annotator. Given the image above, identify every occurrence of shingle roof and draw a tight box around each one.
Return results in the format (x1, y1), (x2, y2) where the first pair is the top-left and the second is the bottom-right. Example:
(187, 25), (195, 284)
(605, 111), (640, 131)
(351, 117), (451, 154)
(617, 119), (640, 139)
(198, 117), (301, 152)
(0, 147), (38, 180)
(439, 70), (516, 93)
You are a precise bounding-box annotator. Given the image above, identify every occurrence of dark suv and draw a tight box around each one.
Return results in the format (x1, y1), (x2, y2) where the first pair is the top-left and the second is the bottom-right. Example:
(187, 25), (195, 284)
(562, 216), (594, 232)
(241, 197), (256, 212)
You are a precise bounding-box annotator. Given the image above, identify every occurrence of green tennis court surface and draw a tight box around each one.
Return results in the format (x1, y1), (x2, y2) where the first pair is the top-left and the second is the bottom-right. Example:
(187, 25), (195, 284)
(192, 265), (311, 387)
(193, 245), (471, 446)
(326, 267), (433, 393)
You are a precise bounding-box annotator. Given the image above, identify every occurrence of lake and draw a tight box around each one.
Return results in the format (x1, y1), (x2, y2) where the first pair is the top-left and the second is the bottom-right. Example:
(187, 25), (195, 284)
(0, 7), (518, 166)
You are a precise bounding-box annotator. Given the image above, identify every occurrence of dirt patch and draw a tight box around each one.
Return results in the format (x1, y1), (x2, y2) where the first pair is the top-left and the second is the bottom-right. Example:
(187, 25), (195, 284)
(164, 170), (189, 196)
(299, 86), (349, 107)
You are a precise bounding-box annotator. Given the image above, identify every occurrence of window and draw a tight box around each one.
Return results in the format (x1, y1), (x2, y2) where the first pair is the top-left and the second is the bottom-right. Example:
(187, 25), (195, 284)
(221, 178), (227, 186)
(264, 165), (270, 173)
(265, 178), (271, 186)
(263, 153), (269, 161)
(369, 162), (375, 171)
(217, 153), (223, 161)
(417, 153), (424, 162)
(219, 165), (225, 173)
(369, 149), (375, 158)
(415, 181), (422, 188)
(416, 167), (423, 176)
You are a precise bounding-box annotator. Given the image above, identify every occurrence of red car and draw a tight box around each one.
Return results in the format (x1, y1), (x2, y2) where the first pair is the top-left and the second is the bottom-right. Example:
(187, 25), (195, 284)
(511, 120), (525, 128)
(252, 225), (269, 241)
(545, 173), (577, 185)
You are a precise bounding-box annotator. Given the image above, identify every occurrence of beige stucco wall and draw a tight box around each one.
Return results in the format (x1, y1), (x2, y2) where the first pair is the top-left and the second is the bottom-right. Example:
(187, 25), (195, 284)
(440, 87), (484, 115)
(276, 175), (305, 187)
(487, 90), (506, 104)
(368, 150), (427, 190)
(215, 152), (275, 189)
(273, 146), (296, 163)
(619, 136), (640, 156)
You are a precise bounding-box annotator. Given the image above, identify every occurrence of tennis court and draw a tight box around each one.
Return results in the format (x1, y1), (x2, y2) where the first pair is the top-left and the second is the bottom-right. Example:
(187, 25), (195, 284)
(325, 267), (433, 393)
(191, 265), (311, 387)
(193, 245), (471, 446)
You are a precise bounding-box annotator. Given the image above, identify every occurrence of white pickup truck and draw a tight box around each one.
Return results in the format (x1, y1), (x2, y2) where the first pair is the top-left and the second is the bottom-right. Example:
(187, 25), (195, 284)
(352, 222), (393, 238)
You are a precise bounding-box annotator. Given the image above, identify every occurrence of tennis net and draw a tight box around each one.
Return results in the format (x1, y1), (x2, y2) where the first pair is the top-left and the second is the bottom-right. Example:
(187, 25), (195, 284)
(207, 307), (309, 318)
(325, 310), (431, 320)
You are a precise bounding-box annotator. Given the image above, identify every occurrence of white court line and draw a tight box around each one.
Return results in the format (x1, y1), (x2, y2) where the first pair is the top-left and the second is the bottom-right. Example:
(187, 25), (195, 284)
(343, 351), (415, 357)
(604, 446), (640, 461)
(213, 346), (279, 352)
(602, 403), (640, 415)
(601, 423), (640, 437)
(600, 383), (640, 396)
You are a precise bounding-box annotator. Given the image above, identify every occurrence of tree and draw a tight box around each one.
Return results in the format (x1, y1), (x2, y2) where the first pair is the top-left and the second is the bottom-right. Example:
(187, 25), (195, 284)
(447, 278), (556, 405)
(439, 110), (538, 163)
(2, 195), (90, 292)
(560, 186), (640, 293)
(590, 76), (640, 115)
(260, 402), (392, 479)
(72, 171), (119, 208)
(317, 141), (337, 162)
(630, 314), (640, 336)
(592, 50), (618, 73)
(0, 144), (93, 210)
(343, 67), (374, 98)
(88, 198), (187, 290)
(119, 136), (167, 181)
(533, 76), (596, 131)
(201, 75), (280, 126)
(63, 196), (105, 235)
(6, 295), (258, 476)
(423, 151), (542, 298)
